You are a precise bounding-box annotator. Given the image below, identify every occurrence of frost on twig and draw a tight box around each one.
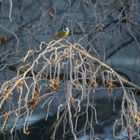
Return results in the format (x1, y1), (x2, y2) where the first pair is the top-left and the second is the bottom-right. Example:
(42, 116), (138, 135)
(0, 40), (140, 139)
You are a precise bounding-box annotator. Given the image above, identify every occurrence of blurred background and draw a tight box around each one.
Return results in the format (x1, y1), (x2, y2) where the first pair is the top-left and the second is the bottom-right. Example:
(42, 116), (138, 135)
(0, 0), (140, 139)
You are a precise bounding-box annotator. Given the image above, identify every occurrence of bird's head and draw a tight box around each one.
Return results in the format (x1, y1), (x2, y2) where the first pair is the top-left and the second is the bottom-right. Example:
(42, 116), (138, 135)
(63, 27), (69, 32)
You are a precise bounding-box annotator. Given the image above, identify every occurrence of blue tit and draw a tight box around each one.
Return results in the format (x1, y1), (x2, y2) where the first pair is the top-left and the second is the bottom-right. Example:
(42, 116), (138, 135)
(55, 27), (69, 40)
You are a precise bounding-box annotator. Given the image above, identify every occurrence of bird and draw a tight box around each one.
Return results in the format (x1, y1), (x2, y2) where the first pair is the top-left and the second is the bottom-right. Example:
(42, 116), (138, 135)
(54, 27), (69, 40)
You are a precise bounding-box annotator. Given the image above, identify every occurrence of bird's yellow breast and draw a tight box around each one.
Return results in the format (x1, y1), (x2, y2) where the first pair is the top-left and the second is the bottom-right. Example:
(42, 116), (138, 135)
(55, 30), (69, 40)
